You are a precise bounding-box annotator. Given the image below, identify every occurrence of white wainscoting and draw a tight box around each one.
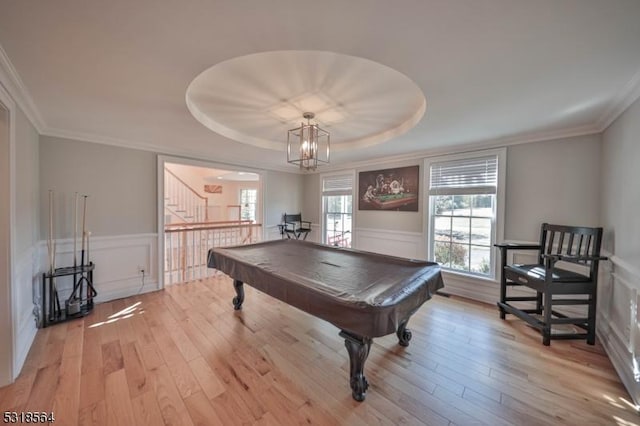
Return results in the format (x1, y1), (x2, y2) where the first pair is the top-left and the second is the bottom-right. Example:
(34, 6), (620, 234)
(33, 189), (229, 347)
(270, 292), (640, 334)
(597, 252), (640, 406)
(353, 227), (503, 303)
(264, 224), (282, 241)
(265, 223), (322, 244)
(38, 233), (160, 308)
(353, 227), (424, 260)
(13, 245), (39, 378)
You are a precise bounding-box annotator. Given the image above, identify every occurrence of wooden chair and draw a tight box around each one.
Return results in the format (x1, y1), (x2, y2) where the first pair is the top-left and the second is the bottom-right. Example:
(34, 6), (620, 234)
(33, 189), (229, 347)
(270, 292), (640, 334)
(495, 223), (606, 345)
(283, 213), (311, 240)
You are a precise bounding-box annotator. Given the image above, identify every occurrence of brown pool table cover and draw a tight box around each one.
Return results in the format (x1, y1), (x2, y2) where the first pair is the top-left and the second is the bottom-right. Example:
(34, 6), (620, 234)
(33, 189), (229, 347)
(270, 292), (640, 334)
(207, 239), (444, 337)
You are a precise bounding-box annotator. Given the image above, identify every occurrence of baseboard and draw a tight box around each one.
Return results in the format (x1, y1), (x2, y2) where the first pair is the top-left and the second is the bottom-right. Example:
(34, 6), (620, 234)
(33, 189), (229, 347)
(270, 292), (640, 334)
(94, 277), (160, 303)
(14, 310), (37, 375)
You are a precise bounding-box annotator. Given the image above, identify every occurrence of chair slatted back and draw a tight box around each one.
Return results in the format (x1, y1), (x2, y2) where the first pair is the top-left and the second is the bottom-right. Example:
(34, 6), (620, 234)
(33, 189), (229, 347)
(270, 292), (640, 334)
(537, 223), (603, 278)
(284, 213), (303, 223)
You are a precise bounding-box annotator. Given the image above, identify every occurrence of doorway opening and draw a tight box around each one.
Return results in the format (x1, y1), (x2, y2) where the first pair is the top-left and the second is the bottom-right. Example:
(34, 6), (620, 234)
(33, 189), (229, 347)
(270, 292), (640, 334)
(160, 160), (262, 285)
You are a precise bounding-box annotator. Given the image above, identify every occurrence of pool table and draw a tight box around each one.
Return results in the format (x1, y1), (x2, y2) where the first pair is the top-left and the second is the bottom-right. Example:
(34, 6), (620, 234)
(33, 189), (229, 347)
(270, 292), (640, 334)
(207, 239), (443, 401)
(369, 193), (418, 210)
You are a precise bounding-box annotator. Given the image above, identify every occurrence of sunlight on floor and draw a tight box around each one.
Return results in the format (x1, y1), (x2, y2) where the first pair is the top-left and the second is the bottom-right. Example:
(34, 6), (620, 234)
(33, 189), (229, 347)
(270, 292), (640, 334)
(603, 393), (640, 425)
(88, 301), (144, 328)
(613, 415), (639, 426)
(619, 396), (640, 411)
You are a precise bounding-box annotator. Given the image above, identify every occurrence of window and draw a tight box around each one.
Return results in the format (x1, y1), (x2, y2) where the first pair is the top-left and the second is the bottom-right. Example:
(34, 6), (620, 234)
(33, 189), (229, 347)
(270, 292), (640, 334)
(426, 149), (505, 278)
(322, 174), (353, 247)
(240, 188), (257, 222)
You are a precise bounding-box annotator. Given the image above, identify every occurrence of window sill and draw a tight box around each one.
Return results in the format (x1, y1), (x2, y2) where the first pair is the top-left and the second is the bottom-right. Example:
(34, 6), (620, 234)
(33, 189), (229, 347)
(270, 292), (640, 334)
(441, 269), (498, 284)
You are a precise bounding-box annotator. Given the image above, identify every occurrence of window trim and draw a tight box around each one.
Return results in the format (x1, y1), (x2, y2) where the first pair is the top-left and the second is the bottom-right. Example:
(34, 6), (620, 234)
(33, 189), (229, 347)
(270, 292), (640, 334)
(239, 187), (258, 222)
(423, 148), (506, 280)
(319, 170), (356, 246)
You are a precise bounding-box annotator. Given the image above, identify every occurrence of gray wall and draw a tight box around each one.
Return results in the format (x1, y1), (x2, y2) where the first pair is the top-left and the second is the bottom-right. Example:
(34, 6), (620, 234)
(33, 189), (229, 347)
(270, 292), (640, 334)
(302, 173), (320, 223)
(39, 137), (157, 238)
(602, 97), (640, 262)
(39, 136), (303, 237)
(504, 134), (602, 241)
(259, 169), (303, 226)
(15, 107), (39, 255)
(302, 134), (602, 239)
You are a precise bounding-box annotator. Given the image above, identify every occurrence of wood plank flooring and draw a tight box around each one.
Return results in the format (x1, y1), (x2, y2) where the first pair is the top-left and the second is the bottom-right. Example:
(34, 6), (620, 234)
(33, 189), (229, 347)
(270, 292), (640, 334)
(1, 275), (638, 425)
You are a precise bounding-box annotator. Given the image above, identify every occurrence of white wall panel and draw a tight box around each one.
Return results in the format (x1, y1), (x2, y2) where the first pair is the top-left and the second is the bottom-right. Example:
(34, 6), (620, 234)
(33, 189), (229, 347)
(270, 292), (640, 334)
(37, 234), (159, 309)
(353, 228), (423, 260)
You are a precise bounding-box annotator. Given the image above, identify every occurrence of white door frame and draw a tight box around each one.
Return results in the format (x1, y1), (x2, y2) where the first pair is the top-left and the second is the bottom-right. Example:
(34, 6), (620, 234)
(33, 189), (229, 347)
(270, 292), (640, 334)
(0, 82), (17, 386)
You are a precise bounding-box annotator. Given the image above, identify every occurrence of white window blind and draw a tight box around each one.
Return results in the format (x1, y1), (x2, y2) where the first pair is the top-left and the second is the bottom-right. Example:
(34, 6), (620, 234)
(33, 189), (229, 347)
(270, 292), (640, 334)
(322, 175), (353, 196)
(429, 155), (498, 195)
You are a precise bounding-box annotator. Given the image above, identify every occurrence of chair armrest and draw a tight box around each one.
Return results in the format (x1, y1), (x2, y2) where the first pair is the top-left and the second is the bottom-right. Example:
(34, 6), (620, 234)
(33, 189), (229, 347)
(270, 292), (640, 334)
(301, 220), (311, 228)
(494, 243), (541, 251)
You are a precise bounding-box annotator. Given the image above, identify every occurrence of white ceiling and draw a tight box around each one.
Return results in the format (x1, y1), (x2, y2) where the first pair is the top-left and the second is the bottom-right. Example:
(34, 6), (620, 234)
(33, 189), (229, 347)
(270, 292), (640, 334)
(1, 0), (639, 172)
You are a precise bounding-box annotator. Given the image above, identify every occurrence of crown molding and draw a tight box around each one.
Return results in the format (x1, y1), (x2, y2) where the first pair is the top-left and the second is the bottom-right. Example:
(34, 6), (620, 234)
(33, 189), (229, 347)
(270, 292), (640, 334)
(42, 126), (299, 174)
(318, 123), (601, 173)
(595, 68), (640, 133)
(0, 43), (45, 132)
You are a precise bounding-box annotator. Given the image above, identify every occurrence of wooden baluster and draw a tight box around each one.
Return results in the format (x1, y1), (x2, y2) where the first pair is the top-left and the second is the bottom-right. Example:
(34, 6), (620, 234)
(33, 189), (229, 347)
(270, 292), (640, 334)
(168, 232), (173, 285)
(181, 231), (186, 283)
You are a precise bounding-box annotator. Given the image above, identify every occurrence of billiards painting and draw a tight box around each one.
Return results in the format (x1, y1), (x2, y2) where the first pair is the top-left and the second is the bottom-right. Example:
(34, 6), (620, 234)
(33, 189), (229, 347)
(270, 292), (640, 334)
(358, 165), (419, 211)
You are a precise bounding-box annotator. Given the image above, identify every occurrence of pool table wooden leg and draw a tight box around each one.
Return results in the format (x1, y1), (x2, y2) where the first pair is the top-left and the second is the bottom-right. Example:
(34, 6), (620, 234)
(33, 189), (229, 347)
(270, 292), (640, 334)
(232, 279), (244, 310)
(396, 318), (413, 346)
(339, 330), (372, 402)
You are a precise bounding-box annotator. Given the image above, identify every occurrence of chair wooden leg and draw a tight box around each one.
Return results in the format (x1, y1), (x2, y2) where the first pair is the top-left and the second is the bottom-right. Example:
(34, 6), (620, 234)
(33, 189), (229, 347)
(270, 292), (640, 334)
(542, 290), (552, 346)
(587, 295), (597, 345)
(498, 249), (508, 320)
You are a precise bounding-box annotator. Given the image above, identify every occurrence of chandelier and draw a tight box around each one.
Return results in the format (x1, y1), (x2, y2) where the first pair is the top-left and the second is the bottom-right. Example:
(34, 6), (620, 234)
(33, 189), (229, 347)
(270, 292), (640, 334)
(287, 112), (330, 171)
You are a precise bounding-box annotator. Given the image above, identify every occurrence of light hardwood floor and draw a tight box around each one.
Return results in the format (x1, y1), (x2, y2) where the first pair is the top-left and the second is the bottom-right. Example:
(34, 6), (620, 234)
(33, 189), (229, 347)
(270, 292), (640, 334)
(1, 275), (638, 425)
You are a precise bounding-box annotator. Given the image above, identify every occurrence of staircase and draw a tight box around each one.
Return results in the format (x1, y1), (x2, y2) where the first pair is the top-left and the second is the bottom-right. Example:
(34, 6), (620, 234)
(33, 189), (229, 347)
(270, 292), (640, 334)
(164, 167), (208, 224)
(163, 166), (263, 285)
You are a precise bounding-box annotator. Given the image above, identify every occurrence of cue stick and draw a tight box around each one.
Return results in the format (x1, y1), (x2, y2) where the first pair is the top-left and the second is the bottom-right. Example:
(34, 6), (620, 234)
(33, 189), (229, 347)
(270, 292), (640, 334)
(47, 190), (60, 318)
(80, 195), (88, 267)
(84, 230), (91, 301)
(47, 190), (54, 275)
(73, 192), (78, 268)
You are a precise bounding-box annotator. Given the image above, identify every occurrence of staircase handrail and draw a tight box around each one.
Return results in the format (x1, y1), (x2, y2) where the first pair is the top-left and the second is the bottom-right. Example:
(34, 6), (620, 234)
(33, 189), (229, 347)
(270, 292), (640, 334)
(165, 167), (209, 221)
(165, 222), (261, 233)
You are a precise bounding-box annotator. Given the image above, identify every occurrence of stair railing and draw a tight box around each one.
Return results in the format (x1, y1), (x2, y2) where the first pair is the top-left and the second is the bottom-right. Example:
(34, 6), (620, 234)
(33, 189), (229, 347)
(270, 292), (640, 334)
(164, 221), (262, 284)
(164, 167), (209, 222)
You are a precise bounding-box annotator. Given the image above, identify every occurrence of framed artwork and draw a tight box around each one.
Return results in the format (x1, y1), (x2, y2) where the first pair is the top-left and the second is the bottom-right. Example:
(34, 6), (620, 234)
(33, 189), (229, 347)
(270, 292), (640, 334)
(204, 184), (223, 194)
(358, 165), (419, 211)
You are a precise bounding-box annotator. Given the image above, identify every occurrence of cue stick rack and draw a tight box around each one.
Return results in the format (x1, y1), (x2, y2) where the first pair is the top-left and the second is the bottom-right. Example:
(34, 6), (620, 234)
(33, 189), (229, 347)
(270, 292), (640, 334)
(41, 192), (97, 328)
